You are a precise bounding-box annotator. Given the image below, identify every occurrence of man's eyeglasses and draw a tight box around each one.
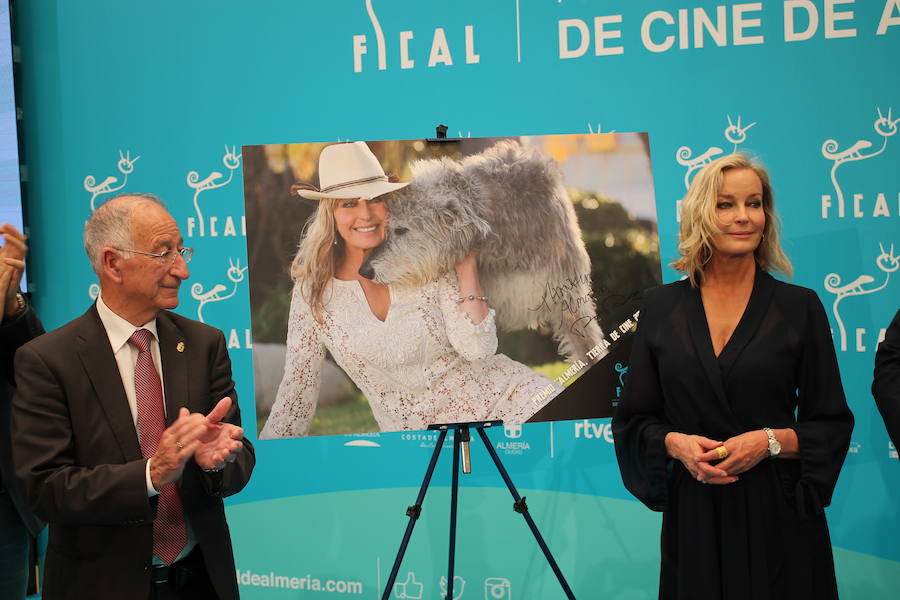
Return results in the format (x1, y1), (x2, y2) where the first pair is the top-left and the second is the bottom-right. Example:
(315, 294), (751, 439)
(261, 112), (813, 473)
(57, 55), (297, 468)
(115, 247), (194, 265)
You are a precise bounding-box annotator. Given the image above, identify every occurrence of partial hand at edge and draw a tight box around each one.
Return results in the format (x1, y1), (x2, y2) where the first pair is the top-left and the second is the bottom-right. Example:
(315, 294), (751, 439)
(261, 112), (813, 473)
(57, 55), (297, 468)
(0, 223), (28, 318)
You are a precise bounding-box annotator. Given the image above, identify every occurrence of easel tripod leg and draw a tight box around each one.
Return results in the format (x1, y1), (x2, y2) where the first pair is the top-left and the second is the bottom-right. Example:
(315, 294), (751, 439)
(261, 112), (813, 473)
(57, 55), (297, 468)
(381, 429), (448, 600)
(476, 427), (577, 600)
(445, 426), (465, 600)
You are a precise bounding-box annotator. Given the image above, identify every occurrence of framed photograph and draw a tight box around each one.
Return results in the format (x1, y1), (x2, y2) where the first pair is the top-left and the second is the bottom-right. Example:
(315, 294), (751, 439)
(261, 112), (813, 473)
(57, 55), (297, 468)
(244, 133), (661, 438)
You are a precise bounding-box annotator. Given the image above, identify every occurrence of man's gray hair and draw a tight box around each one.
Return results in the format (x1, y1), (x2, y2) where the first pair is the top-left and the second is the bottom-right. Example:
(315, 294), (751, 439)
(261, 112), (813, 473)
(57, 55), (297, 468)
(83, 193), (166, 276)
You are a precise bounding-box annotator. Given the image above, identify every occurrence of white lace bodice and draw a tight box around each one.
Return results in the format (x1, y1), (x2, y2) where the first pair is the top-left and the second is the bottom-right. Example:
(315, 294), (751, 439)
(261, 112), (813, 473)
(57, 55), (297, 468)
(259, 274), (558, 438)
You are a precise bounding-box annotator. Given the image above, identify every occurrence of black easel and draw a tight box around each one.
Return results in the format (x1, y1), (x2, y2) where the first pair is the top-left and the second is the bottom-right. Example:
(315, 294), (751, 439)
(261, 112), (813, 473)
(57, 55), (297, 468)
(381, 420), (576, 600)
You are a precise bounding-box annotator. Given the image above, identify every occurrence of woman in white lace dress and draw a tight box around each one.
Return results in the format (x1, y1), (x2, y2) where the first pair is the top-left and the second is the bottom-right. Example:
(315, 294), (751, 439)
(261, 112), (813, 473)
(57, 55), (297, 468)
(259, 142), (560, 439)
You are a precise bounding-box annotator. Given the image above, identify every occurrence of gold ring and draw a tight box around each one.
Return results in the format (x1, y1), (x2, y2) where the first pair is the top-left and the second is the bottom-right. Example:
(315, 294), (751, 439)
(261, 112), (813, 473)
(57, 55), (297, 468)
(715, 446), (729, 460)
(176, 440), (184, 450)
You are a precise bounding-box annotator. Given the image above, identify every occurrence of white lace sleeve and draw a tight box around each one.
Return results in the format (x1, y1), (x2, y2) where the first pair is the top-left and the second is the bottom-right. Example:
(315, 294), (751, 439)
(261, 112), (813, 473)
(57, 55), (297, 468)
(259, 283), (325, 439)
(439, 275), (498, 361)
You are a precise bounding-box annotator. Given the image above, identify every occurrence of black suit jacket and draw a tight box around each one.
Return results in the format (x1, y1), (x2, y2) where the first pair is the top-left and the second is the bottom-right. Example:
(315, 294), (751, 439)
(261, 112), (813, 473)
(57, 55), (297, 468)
(12, 305), (255, 600)
(0, 301), (44, 536)
(873, 308), (900, 456)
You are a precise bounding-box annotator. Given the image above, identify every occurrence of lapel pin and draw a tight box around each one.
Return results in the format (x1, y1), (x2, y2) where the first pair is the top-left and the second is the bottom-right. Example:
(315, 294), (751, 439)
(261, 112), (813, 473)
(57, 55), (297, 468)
(176, 342), (185, 353)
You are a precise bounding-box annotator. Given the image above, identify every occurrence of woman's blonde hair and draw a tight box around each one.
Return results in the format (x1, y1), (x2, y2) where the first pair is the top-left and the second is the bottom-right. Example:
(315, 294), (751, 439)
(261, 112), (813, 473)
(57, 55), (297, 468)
(290, 198), (343, 323)
(671, 153), (792, 286)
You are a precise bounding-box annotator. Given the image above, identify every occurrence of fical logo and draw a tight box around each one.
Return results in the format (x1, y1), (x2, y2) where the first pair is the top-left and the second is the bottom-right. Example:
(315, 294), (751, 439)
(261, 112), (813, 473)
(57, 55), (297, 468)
(189, 258), (253, 350)
(675, 114), (756, 220)
(823, 242), (899, 352)
(185, 145), (245, 238)
(614, 362), (628, 404)
(190, 258), (248, 323)
(353, 0), (480, 72)
(84, 150), (140, 212)
(821, 107), (900, 219)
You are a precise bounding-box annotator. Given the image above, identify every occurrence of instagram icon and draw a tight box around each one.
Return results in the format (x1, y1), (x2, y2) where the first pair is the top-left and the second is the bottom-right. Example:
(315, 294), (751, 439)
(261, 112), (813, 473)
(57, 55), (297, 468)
(485, 577), (511, 599)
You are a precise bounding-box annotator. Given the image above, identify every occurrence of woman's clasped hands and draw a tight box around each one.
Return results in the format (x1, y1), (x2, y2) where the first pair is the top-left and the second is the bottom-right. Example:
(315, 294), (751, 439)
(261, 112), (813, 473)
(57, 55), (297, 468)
(665, 430), (770, 485)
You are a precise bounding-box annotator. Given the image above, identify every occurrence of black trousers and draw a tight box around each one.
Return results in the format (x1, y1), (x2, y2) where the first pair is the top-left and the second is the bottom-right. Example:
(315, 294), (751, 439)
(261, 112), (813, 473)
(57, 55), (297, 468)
(150, 547), (218, 600)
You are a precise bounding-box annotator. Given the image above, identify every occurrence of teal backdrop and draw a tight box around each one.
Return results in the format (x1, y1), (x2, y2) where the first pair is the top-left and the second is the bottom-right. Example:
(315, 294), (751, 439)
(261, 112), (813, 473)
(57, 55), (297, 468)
(14, 1), (900, 598)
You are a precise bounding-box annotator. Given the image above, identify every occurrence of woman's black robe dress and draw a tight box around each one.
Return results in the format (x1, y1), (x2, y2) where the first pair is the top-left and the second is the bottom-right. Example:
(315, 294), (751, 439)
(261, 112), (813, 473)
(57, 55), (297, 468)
(612, 269), (854, 599)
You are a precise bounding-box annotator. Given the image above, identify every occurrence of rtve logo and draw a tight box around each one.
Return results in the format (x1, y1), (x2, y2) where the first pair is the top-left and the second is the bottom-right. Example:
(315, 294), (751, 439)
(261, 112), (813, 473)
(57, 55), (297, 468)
(573, 419), (614, 443)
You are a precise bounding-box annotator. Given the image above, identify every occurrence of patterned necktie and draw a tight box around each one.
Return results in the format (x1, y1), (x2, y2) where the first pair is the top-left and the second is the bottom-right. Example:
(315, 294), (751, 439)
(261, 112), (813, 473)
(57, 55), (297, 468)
(128, 328), (187, 565)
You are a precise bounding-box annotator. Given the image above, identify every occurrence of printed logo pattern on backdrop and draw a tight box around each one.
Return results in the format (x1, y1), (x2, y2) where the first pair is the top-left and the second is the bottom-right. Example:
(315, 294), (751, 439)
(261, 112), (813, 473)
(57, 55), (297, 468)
(191, 258), (248, 323)
(186, 145), (243, 238)
(79, 146), (252, 353)
(613, 361), (628, 407)
(816, 107), (899, 360)
(824, 243), (899, 351)
(587, 123), (613, 134)
(821, 108), (900, 219)
(674, 114), (755, 220)
(84, 151), (140, 300)
(84, 150), (140, 212)
(438, 575), (465, 600)
(392, 572), (423, 600)
(391, 571), (512, 600)
(183, 145), (251, 351)
(355, 0), (480, 72)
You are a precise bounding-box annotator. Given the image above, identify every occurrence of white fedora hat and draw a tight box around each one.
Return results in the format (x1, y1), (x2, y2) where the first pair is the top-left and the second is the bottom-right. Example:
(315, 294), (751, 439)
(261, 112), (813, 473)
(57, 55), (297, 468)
(292, 141), (409, 200)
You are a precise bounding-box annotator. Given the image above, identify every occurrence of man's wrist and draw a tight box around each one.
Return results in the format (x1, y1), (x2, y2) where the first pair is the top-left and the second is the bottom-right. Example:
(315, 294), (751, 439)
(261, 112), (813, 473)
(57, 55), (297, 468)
(146, 458), (159, 496)
(3, 292), (25, 322)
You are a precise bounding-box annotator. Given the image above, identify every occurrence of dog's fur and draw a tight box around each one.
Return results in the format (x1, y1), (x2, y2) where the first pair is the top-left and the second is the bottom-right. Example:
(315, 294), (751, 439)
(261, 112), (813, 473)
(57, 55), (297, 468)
(360, 140), (604, 359)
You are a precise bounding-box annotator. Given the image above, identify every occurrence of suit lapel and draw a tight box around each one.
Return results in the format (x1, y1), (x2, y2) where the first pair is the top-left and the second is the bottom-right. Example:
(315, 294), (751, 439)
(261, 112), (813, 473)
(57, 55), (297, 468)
(718, 267), (776, 379)
(76, 306), (142, 462)
(157, 312), (189, 426)
(684, 281), (730, 409)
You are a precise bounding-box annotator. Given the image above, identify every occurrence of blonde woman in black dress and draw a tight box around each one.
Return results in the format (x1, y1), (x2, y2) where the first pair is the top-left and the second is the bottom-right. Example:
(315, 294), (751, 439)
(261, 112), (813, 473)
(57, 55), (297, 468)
(612, 154), (853, 599)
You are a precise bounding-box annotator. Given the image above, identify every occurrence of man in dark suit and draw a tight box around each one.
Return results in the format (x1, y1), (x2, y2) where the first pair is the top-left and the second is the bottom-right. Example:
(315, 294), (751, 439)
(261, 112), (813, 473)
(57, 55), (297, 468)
(12, 194), (255, 600)
(0, 223), (43, 600)
(874, 308), (900, 457)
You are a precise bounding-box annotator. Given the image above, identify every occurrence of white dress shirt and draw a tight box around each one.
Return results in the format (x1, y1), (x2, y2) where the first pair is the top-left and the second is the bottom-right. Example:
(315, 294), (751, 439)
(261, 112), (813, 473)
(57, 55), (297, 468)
(95, 295), (196, 563)
(95, 294), (165, 495)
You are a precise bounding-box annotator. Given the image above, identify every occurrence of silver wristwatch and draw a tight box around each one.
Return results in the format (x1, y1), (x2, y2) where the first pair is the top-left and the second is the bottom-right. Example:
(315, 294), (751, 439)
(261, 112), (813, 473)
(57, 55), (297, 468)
(763, 427), (781, 458)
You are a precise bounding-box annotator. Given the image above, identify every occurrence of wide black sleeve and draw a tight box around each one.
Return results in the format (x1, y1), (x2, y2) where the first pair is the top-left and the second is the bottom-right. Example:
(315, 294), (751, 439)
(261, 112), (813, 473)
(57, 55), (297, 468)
(873, 308), (900, 455)
(611, 288), (675, 511)
(790, 289), (854, 515)
(0, 301), (44, 384)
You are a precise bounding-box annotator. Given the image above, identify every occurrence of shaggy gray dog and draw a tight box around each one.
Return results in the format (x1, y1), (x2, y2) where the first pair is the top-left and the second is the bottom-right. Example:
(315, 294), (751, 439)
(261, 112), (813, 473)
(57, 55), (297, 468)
(360, 140), (605, 360)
